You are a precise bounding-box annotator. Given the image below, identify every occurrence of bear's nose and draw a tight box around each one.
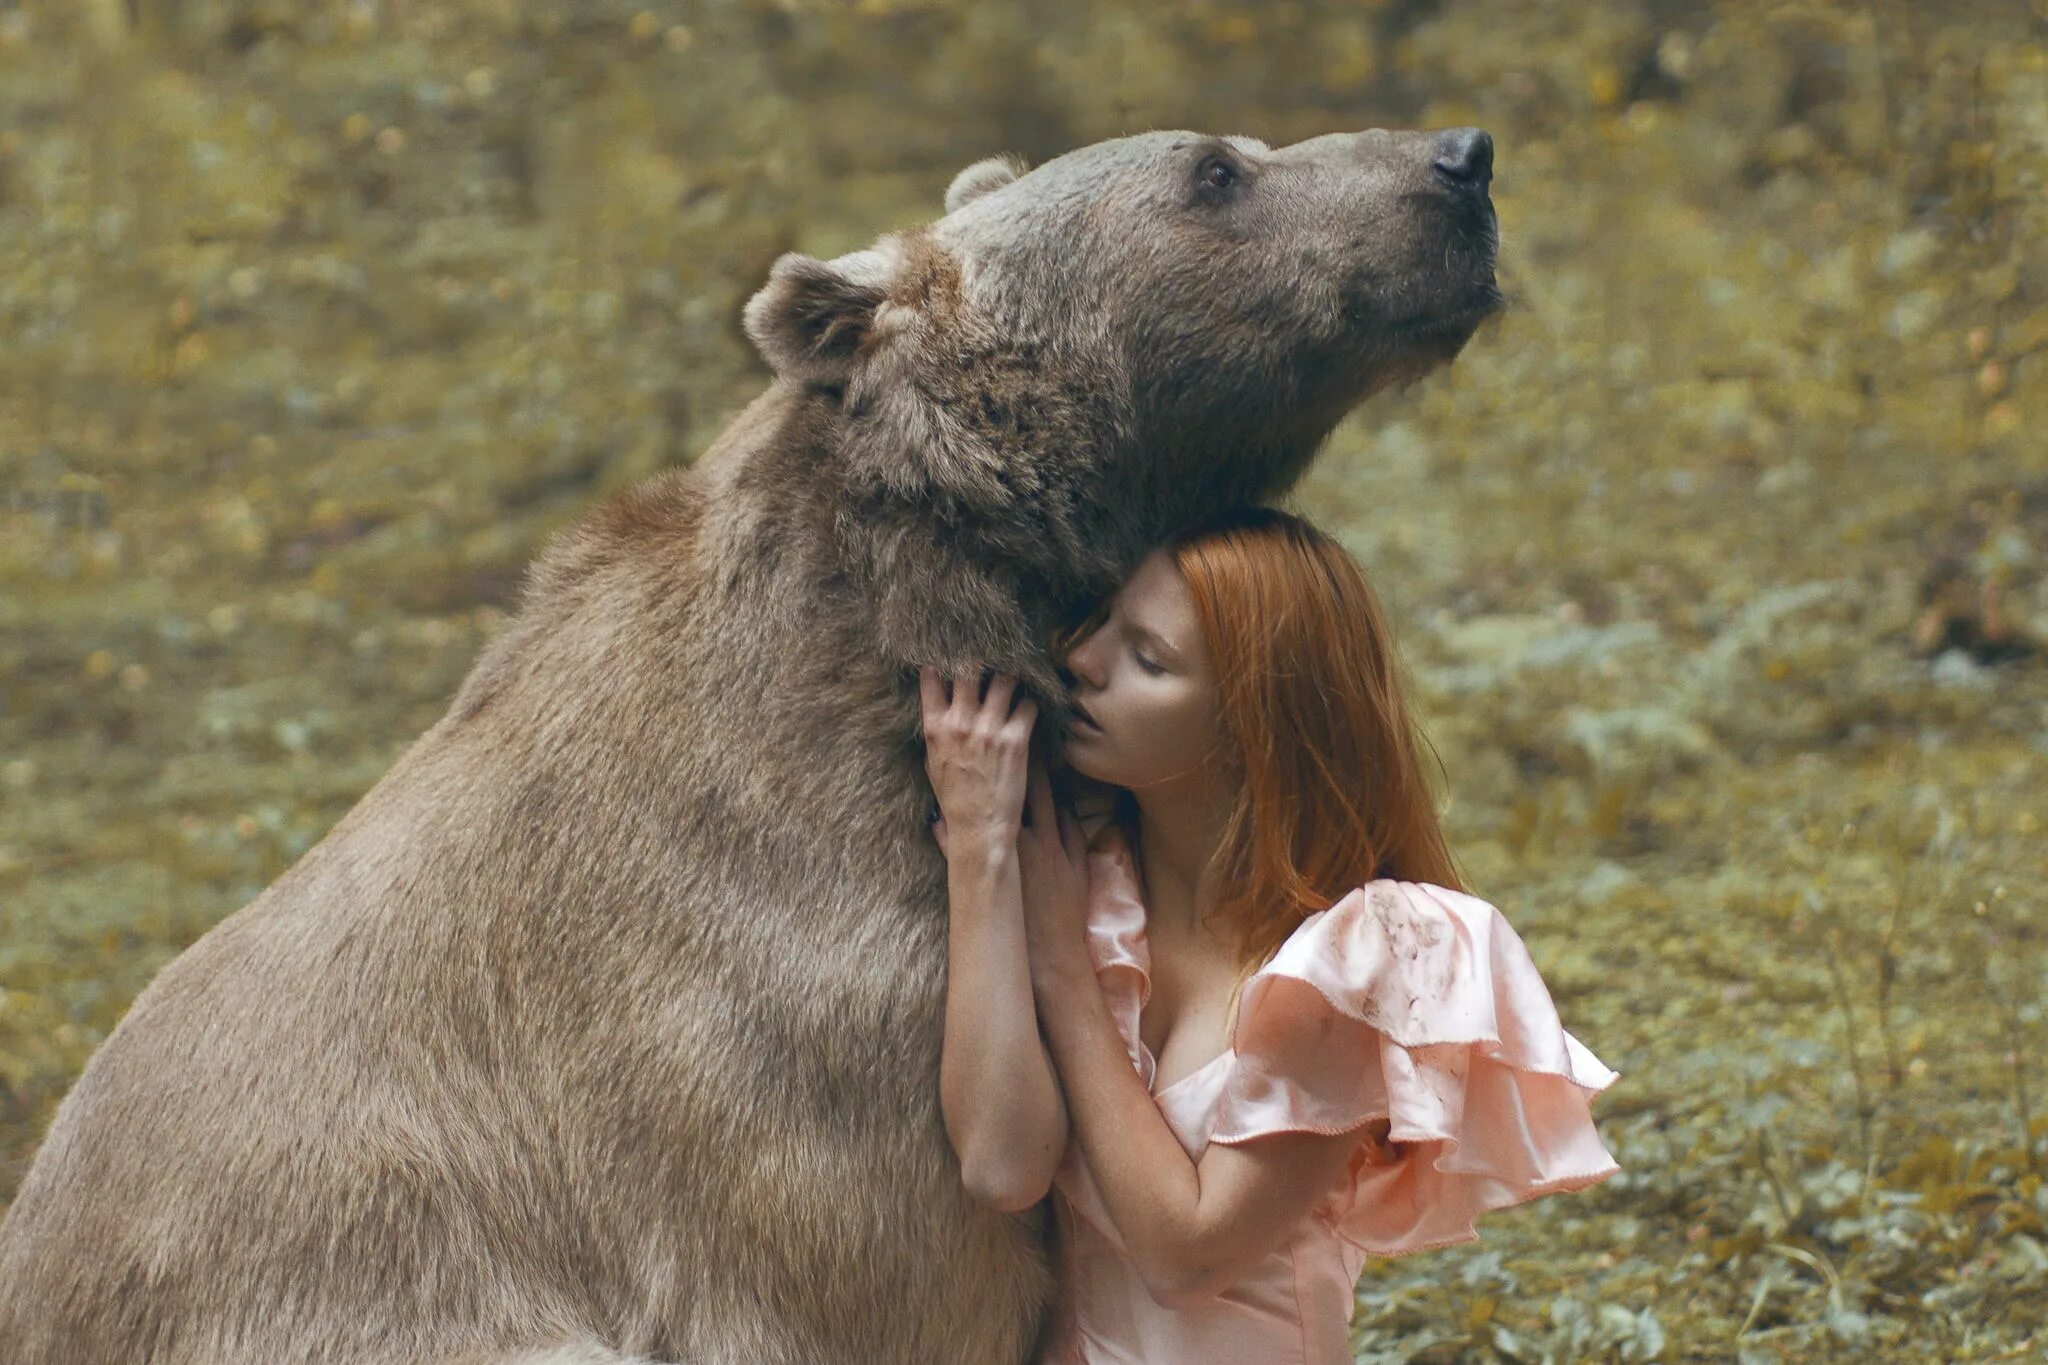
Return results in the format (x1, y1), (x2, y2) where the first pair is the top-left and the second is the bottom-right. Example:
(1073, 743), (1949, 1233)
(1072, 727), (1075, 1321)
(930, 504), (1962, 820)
(1431, 128), (1493, 191)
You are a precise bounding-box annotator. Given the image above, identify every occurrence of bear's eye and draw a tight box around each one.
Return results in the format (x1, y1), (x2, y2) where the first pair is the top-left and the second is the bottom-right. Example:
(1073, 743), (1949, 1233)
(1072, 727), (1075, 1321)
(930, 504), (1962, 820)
(1197, 157), (1238, 192)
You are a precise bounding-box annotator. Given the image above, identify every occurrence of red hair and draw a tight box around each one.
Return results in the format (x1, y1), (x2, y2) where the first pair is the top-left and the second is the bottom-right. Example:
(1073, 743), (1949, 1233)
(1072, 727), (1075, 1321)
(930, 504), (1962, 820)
(1055, 506), (1468, 1018)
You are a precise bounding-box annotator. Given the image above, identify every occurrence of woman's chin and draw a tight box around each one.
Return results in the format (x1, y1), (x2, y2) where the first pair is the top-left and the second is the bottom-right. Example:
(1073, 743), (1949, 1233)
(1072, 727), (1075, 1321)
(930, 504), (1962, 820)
(1063, 736), (1109, 780)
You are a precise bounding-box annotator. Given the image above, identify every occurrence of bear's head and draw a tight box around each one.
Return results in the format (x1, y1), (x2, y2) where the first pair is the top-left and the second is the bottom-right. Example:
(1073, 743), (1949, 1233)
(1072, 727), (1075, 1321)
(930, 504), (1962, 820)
(742, 126), (1499, 659)
(927, 128), (1501, 471)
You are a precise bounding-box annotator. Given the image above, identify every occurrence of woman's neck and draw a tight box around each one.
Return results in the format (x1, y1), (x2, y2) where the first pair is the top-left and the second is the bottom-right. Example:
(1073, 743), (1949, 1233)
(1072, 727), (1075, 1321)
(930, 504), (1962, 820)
(1128, 771), (1238, 944)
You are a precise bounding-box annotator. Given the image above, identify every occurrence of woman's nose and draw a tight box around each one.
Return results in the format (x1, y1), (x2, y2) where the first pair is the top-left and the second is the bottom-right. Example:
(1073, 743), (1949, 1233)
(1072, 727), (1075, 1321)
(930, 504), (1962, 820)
(1062, 642), (1102, 689)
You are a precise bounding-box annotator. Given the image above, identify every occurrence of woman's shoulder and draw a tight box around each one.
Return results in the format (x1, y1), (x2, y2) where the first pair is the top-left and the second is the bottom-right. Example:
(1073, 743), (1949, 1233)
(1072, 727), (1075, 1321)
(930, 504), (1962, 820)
(1263, 879), (1521, 989)
(1239, 878), (1615, 1080)
(1319, 876), (1504, 938)
(1208, 878), (1624, 1259)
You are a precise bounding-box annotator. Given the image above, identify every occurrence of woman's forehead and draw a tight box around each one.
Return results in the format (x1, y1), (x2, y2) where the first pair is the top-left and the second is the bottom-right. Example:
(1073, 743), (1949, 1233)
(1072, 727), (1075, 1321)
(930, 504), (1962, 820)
(1119, 551), (1199, 638)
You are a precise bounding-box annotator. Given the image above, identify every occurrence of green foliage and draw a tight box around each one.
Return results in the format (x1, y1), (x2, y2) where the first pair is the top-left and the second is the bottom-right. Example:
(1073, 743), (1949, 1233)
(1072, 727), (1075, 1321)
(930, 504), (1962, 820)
(2, 1), (2043, 1359)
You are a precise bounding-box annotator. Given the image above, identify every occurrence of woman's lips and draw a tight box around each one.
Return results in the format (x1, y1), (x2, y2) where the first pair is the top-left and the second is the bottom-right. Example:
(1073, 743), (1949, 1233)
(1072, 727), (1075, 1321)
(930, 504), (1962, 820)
(1072, 703), (1101, 732)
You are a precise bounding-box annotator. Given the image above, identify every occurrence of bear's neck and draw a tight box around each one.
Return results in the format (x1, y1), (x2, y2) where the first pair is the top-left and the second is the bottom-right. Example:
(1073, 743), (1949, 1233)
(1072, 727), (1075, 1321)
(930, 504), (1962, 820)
(828, 344), (1343, 652)
(818, 373), (1131, 682)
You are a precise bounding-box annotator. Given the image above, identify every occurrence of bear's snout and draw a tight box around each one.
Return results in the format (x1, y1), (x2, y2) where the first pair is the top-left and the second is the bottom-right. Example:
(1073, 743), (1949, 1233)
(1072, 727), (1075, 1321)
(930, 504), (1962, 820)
(1430, 127), (1494, 194)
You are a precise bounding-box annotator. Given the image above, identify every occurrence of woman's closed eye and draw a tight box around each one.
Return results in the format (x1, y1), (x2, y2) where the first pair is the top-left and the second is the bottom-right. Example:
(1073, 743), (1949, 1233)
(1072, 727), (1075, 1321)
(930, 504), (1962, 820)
(1132, 647), (1163, 675)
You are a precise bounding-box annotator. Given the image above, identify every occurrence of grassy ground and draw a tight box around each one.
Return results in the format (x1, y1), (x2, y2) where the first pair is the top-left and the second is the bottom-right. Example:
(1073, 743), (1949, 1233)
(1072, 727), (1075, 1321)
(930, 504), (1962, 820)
(3, 1), (2043, 1359)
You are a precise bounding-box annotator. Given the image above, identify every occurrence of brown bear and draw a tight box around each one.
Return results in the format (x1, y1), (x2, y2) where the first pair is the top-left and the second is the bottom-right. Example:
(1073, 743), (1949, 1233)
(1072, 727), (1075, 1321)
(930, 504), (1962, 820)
(0, 126), (1499, 1364)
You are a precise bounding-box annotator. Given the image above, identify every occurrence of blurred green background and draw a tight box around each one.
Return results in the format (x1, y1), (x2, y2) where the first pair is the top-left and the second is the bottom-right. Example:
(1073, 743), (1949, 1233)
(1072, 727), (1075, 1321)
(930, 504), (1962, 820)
(2, 0), (2043, 1359)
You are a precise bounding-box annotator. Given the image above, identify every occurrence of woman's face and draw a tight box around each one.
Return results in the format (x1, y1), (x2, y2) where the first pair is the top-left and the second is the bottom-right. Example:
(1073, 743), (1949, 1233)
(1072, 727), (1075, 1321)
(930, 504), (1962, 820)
(1061, 549), (1231, 791)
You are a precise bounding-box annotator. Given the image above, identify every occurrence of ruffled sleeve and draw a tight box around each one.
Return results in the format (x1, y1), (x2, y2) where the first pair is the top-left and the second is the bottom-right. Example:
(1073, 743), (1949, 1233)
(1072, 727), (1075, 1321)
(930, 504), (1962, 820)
(1047, 826), (1157, 1247)
(1078, 826), (1154, 1089)
(1207, 879), (1621, 1259)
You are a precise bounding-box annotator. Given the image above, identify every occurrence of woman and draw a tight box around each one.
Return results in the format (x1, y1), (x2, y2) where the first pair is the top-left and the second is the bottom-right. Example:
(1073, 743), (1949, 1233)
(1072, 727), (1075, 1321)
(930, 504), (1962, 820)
(919, 505), (1619, 1363)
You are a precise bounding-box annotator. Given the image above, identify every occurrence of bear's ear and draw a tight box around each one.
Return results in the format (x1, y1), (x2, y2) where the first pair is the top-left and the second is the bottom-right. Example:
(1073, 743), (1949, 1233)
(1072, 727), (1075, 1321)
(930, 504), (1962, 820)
(742, 247), (896, 383)
(944, 153), (1029, 214)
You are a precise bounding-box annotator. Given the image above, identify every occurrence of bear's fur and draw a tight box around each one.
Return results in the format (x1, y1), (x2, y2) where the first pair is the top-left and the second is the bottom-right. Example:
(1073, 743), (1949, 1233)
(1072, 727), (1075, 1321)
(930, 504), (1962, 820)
(0, 127), (1498, 1364)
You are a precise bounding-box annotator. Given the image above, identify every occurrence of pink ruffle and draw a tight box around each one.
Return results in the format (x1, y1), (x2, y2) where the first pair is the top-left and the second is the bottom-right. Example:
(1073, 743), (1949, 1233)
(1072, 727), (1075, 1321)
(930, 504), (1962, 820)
(1083, 832), (1621, 1260)
(1210, 880), (1621, 1257)
(1083, 834), (1156, 1090)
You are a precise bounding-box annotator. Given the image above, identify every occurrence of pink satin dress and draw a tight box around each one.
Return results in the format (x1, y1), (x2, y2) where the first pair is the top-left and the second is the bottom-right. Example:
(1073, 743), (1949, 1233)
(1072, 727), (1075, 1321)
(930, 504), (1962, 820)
(1043, 828), (1621, 1364)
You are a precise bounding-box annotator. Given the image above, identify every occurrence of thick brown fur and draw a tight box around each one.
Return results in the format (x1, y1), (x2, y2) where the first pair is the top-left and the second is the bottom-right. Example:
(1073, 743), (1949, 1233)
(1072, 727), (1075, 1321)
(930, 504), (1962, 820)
(0, 127), (1498, 1363)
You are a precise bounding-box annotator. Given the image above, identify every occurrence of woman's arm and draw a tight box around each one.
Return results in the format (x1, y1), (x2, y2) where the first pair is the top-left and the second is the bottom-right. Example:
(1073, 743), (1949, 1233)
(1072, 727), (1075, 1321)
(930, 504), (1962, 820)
(1018, 764), (1366, 1301)
(941, 838), (1070, 1211)
(921, 666), (1070, 1213)
(1033, 949), (1362, 1297)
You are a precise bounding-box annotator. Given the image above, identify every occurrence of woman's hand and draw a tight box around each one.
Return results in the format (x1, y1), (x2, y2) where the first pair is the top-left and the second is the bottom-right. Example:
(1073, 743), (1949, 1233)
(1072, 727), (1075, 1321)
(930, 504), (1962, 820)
(918, 665), (1037, 863)
(1018, 759), (1093, 979)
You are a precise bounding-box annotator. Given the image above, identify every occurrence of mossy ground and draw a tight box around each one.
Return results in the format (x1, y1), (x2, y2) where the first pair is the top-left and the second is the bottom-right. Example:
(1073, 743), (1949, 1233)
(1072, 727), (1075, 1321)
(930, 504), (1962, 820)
(3, 2), (2043, 1360)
